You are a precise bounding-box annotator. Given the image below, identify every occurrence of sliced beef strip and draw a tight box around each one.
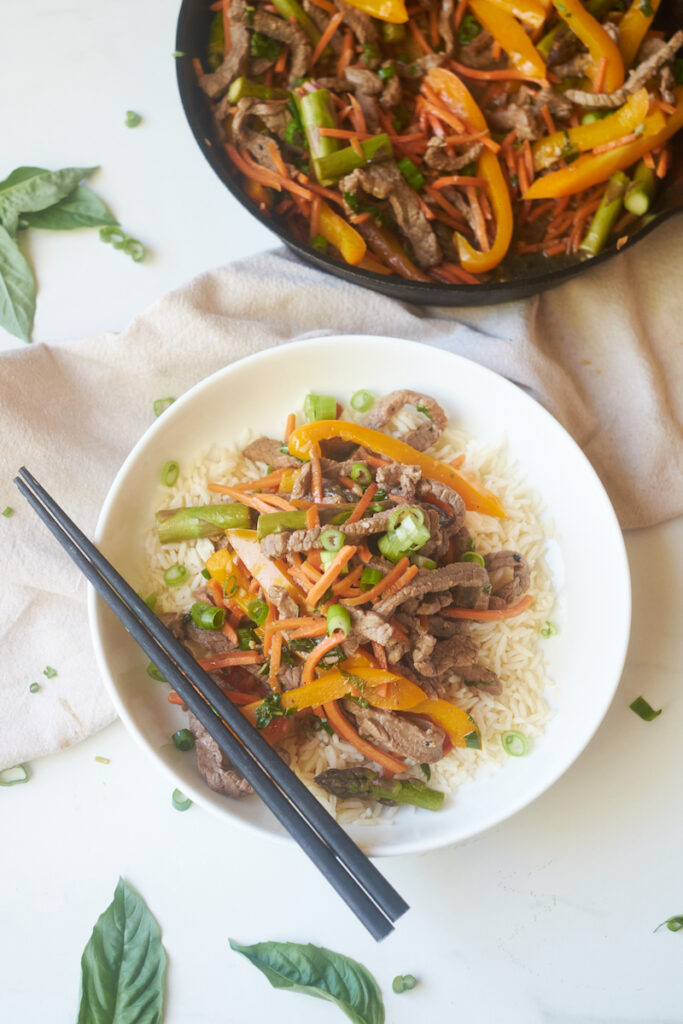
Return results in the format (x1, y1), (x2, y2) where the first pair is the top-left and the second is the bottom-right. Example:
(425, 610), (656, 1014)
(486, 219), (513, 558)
(334, 0), (380, 64)
(438, 0), (455, 54)
(660, 63), (676, 105)
(160, 611), (235, 658)
(375, 463), (422, 498)
(342, 607), (394, 656)
(534, 87), (573, 122)
(412, 632), (480, 676)
(415, 477), (466, 529)
(230, 98), (290, 169)
(304, 0), (343, 52)
(344, 66), (383, 129)
(268, 585), (299, 620)
(243, 435), (301, 468)
(361, 389), (448, 450)
(488, 102), (542, 142)
(428, 613), (471, 638)
(413, 591), (454, 615)
(340, 163), (442, 269)
(424, 138), (483, 172)
(261, 527), (321, 558)
(551, 53), (592, 79)
(380, 66), (402, 108)
(252, 10), (312, 85)
(343, 702), (446, 762)
(565, 30), (683, 107)
(458, 30), (501, 70)
(189, 712), (254, 798)
(291, 462), (312, 499)
(375, 561), (489, 617)
(199, 0), (250, 99)
(459, 663), (502, 694)
(396, 53), (445, 79)
(546, 24), (580, 68)
(483, 550), (530, 604)
(279, 664), (303, 691)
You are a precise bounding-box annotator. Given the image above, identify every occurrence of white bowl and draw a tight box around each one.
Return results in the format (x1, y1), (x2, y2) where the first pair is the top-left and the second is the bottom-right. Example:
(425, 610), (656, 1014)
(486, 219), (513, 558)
(89, 335), (631, 856)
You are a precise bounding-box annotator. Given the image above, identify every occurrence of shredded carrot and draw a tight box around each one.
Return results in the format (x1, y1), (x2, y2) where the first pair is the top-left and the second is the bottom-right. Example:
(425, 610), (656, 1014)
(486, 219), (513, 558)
(522, 139), (534, 183)
(449, 59), (548, 86)
(339, 474), (363, 495)
(656, 147), (669, 179)
(198, 650), (266, 671)
(592, 132), (640, 155)
(233, 469), (287, 491)
(374, 563), (418, 604)
(409, 18), (434, 55)
(310, 10), (344, 67)
(302, 632), (346, 683)
(539, 104), (555, 135)
(332, 563), (365, 595)
(310, 194), (322, 240)
(350, 136), (365, 158)
(301, 560), (323, 583)
(358, 542), (373, 564)
(206, 578), (225, 609)
(391, 619), (409, 642)
(265, 615), (326, 637)
(432, 174), (488, 189)
(345, 482), (378, 524)
(222, 619), (239, 645)
(208, 482), (273, 514)
(306, 545), (358, 607)
(289, 621), (329, 639)
(429, 0), (440, 48)
(225, 144), (313, 201)
(450, 453), (466, 468)
(655, 98), (676, 115)
(323, 700), (407, 774)
(364, 453), (391, 468)
(425, 185), (467, 226)
(616, 234), (628, 250)
(192, 57), (204, 80)
(643, 150), (656, 170)
(442, 593), (533, 621)
(268, 631), (283, 691)
(422, 491), (454, 516)
(310, 450), (323, 503)
(467, 186), (490, 252)
(284, 412), (296, 442)
(342, 556), (410, 607)
(455, 0), (468, 28)
(308, 0), (336, 9)
(274, 45), (288, 75)
(348, 94), (367, 134)
(306, 505), (321, 529)
(337, 29), (355, 77)
(594, 56), (608, 94)
(318, 127), (371, 140)
(491, 39), (502, 60)
(255, 492), (297, 510)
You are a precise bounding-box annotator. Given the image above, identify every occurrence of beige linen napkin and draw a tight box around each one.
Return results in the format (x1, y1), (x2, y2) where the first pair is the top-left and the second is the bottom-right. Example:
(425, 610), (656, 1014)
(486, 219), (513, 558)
(1, 226), (682, 771)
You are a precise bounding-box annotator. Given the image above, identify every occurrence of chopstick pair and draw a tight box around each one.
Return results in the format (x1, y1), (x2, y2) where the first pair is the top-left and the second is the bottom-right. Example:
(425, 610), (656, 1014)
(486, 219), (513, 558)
(14, 468), (409, 941)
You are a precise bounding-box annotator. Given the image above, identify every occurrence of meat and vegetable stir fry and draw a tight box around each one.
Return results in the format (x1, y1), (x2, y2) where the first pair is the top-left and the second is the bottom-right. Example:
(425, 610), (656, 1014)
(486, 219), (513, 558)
(157, 390), (537, 812)
(194, 0), (683, 283)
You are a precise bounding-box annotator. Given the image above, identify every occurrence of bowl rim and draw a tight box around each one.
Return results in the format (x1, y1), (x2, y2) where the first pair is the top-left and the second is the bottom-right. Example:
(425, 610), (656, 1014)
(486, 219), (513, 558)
(88, 334), (632, 856)
(174, 0), (681, 305)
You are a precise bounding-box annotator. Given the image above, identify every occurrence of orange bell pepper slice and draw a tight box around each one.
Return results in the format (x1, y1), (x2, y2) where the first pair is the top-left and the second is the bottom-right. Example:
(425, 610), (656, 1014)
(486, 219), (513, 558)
(532, 88), (650, 171)
(524, 92), (683, 199)
(287, 418), (505, 517)
(469, 0), (547, 79)
(479, 0), (549, 30)
(319, 200), (366, 265)
(344, 0), (408, 22)
(425, 67), (513, 275)
(225, 528), (303, 604)
(618, 0), (662, 70)
(410, 698), (481, 748)
(551, 0), (624, 93)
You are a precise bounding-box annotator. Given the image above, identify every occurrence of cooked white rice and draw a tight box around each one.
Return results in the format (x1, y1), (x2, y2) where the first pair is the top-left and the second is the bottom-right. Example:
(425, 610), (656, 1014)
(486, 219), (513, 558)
(144, 402), (555, 825)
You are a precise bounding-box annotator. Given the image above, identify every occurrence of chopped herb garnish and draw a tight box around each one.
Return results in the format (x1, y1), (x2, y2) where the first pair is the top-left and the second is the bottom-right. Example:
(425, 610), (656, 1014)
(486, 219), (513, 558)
(223, 574), (239, 598)
(311, 233), (329, 252)
(655, 916), (683, 933)
(392, 974), (417, 994)
(125, 110), (142, 128)
(458, 13), (481, 42)
(147, 661), (167, 682)
(397, 156), (425, 191)
(2, 506), (14, 517)
(629, 696), (661, 722)
(0, 764), (30, 786)
(95, 756), (110, 764)
(362, 42), (380, 65)
(255, 692), (295, 729)
(43, 666), (57, 678)
(153, 397), (175, 417)
(640, 0), (653, 14)
(416, 403), (432, 419)
(420, 763), (431, 780)
(201, 568), (211, 580)
(29, 682), (40, 693)
(540, 620), (558, 637)
(250, 31), (282, 61)
(378, 64), (396, 81)
(163, 563), (187, 587)
(172, 788), (192, 811)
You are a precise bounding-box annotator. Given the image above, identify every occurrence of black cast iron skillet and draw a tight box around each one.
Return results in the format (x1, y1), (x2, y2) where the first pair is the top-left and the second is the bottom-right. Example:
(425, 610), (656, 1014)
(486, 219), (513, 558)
(176, 0), (683, 305)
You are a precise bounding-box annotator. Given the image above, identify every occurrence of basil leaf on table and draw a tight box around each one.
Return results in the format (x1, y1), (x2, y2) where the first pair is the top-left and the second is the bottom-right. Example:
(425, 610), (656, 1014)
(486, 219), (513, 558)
(0, 225), (36, 342)
(78, 878), (167, 1024)
(20, 185), (117, 231)
(229, 939), (385, 1024)
(0, 165), (97, 234)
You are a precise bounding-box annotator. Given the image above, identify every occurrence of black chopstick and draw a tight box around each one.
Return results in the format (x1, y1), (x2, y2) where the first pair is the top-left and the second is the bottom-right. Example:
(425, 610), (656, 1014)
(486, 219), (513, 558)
(15, 467), (409, 939)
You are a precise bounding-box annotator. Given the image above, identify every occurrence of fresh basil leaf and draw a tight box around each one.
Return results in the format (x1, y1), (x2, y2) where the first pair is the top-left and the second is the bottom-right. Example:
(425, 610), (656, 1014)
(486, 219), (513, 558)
(0, 165), (98, 234)
(0, 225), (36, 342)
(20, 186), (117, 231)
(229, 939), (384, 1024)
(78, 877), (167, 1024)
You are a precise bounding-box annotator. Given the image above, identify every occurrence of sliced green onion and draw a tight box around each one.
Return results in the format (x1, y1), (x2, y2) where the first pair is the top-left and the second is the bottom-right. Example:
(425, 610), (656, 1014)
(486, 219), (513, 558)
(360, 567), (383, 590)
(311, 233), (328, 252)
(172, 788), (192, 811)
(388, 506), (425, 532)
(190, 601), (226, 630)
(2, 506), (14, 517)
(411, 554), (436, 570)
(373, 490), (387, 500)
(249, 30), (282, 60)
(465, 729), (481, 749)
(147, 661), (167, 682)
(350, 389), (374, 412)
(378, 64), (395, 81)
(247, 599), (269, 626)
(461, 550), (485, 567)
(540, 620), (558, 638)
(125, 110), (142, 127)
(95, 756), (110, 764)
(655, 916), (683, 933)
(43, 666), (57, 679)
(350, 462), (372, 487)
(380, 512), (430, 561)
(153, 397), (175, 417)
(327, 603), (351, 636)
(377, 532), (408, 563)
(237, 626), (257, 650)
(501, 730), (528, 756)
(223, 574), (239, 598)
(201, 568), (211, 580)
(304, 393), (337, 422)
(163, 564), (187, 587)
(123, 237), (146, 262)
(100, 225), (127, 245)
(392, 974), (417, 994)
(321, 527), (344, 552)
(0, 764), (30, 786)
(29, 682), (40, 693)
(629, 696), (662, 722)
(161, 460), (180, 487)
(172, 728), (195, 751)
(330, 510), (352, 525)
(143, 592), (157, 609)
(397, 156), (425, 191)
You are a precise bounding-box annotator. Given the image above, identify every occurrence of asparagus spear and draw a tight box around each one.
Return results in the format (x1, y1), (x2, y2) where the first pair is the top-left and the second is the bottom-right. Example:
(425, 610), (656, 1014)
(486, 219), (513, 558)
(624, 160), (657, 217)
(256, 504), (387, 539)
(299, 90), (340, 185)
(316, 134), (394, 182)
(227, 77), (290, 103)
(272, 0), (321, 46)
(156, 503), (251, 543)
(579, 171), (629, 257)
(315, 767), (445, 811)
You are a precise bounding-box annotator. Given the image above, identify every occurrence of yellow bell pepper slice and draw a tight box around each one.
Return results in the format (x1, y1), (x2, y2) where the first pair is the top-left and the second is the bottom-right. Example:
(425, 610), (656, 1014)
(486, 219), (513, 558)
(410, 698), (481, 749)
(551, 0), (624, 93)
(287, 419), (505, 517)
(532, 88), (650, 171)
(344, 0), (408, 20)
(226, 528), (302, 603)
(319, 200), (366, 266)
(469, 0), (548, 79)
(425, 67), (514, 276)
(205, 547), (254, 615)
(523, 94), (682, 199)
(280, 667), (427, 712)
(478, 0), (549, 30)
(618, 0), (662, 70)
(278, 468), (301, 494)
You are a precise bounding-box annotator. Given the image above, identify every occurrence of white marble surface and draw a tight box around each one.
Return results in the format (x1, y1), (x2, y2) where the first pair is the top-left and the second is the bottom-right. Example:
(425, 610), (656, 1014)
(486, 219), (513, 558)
(2, 2), (683, 1021)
